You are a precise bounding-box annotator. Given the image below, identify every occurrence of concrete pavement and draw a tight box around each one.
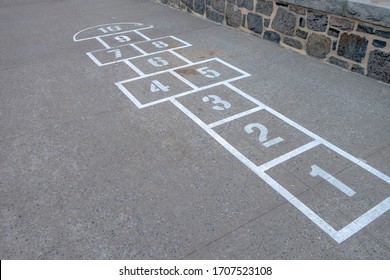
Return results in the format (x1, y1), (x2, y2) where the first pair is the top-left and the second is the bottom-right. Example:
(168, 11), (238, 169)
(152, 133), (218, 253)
(1, 0), (390, 259)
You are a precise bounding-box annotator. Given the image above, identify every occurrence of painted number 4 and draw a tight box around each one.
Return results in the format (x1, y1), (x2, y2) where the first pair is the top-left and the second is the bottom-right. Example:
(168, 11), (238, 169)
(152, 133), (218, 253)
(150, 80), (170, 93)
(245, 123), (284, 148)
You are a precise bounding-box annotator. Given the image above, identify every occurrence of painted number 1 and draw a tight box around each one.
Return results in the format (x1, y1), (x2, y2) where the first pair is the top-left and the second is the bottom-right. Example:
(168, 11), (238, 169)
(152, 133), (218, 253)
(245, 123), (284, 148)
(310, 165), (356, 197)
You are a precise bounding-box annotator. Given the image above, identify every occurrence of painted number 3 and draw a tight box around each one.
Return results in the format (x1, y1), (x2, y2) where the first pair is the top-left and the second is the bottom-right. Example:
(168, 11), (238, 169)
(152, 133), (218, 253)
(202, 95), (231, 111)
(245, 123), (284, 148)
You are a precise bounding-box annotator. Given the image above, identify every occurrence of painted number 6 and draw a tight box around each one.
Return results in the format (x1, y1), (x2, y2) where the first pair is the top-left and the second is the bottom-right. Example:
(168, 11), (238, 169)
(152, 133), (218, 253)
(244, 123), (284, 148)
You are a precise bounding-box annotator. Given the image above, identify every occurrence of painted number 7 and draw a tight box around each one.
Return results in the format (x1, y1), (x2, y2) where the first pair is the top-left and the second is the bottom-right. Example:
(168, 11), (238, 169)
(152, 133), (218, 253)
(196, 67), (220, 78)
(245, 123), (284, 148)
(107, 49), (122, 59)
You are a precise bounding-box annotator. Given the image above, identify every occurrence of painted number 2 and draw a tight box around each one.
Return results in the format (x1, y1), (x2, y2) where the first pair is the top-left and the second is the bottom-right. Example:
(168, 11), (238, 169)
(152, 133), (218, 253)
(245, 123), (284, 148)
(202, 95), (231, 111)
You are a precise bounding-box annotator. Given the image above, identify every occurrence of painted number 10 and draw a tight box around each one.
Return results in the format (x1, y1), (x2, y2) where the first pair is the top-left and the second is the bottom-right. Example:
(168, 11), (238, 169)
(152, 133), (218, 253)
(245, 123), (284, 148)
(98, 26), (121, 33)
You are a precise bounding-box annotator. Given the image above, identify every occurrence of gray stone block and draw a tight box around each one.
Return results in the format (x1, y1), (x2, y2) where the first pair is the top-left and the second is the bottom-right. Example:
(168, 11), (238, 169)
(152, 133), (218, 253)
(264, 30), (281, 43)
(206, 7), (224, 23)
(193, 0), (205, 14)
(373, 39), (387, 48)
(256, 0), (273, 16)
(337, 33), (368, 63)
(328, 27), (340, 38)
(247, 12), (263, 34)
(272, 8), (297, 36)
(237, 0), (254, 10)
(306, 33), (331, 59)
(329, 16), (354, 30)
(211, 0), (225, 13)
(356, 24), (375, 34)
(328, 56), (349, 69)
(283, 37), (303, 49)
(307, 10), (328, 32)
(226, 3), (242, 28)
(296, 29), (308, 39)
(351, 64), (365, 75)
(367, 50), (390, 83)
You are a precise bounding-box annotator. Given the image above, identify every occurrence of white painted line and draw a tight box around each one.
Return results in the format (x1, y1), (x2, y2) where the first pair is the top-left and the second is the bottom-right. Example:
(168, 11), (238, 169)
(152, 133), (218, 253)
(170, 71), (199, 90)
(86, 52), (103, 67)
(310, 165), (356, 197)
(115, 82), (143, 108)
(207, 107), (264, 129)
(214, 57), (251, 77)
(226, 83), (390, 185)
(170, 98), (343, 242)
(169, 36), (192, 47)
(258, 140), (320, 172)
(263, 137), (284, 148)
(223, 83), (267, 108)
(133, 30), (151, 41)
(169, 50), (193, 64)
(74, 23), (153, 42)
(335, 196), (390, 243)
(96, 37), (111, 49)
(118, 58), (217, 84)
(131, 44), (149, 55)
(321, 141), (390, 184)
(123, 60), (145, 77)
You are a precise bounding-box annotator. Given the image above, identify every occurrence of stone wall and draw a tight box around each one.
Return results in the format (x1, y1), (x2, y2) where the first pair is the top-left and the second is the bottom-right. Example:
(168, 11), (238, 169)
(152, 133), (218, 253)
(157, 0), (390, 84)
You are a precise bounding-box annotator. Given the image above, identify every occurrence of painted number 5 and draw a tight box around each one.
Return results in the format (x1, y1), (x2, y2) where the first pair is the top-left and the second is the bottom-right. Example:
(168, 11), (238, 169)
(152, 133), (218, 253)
(245, 123), (284, 148)
(202, 95), (231, 111)
(196, 67), (220, 78)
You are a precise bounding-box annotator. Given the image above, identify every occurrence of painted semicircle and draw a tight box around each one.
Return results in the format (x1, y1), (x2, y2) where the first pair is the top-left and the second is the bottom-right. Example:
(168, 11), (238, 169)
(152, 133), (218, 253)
(73, 22), (147, 41)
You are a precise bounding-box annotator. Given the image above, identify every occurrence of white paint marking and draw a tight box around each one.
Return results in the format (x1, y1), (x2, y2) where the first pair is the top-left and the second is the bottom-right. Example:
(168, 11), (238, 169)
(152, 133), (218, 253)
(169, 36), (192, 47)
(133, 30), (151, 41)
(131, 44), (149, 55)
(115, 82), (143, 108)
(118, 58), (217, 84)
(96, 37), (111, 49)
(226, 83), (390, 185)
(263, 137), (284, 148)
(214, 57), (251, 77)
(207, 107), (264, 129)
(223, 83), (266, 107)
(310, 165), (356, 197)
(258, 140), (320, 172)
(74, 23), (153, 42)
(86, 52), (103, 67)
(169, 50), (193, 64)
(335, 196), (390, 243)
(123, 60), (146, 77)
(170, 98), (342, 242)
(169, 71), (199, 90)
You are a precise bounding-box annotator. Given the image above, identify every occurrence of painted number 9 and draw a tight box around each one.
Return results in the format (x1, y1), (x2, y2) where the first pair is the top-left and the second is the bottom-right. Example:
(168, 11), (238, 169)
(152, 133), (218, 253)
(245, 123), (284, 148)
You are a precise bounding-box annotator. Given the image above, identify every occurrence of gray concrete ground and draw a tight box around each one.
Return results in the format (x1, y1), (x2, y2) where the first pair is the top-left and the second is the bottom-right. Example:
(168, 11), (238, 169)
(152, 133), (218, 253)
(1, 0), (390, 259)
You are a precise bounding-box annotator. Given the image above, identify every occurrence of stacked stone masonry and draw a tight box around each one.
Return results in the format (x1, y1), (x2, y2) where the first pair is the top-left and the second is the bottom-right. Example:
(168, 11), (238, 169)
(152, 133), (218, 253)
(157, 0), (390, 84)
